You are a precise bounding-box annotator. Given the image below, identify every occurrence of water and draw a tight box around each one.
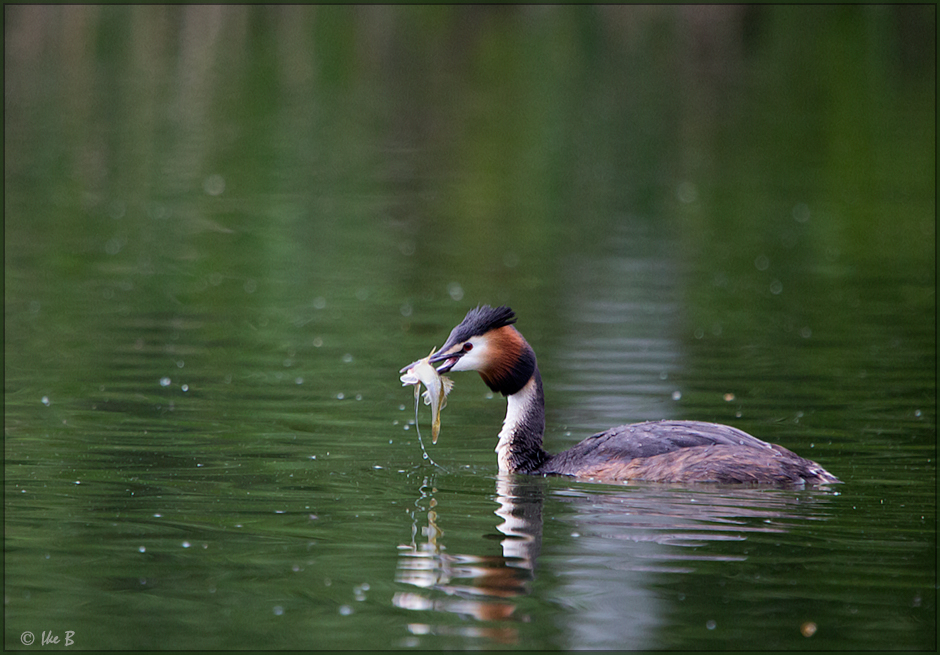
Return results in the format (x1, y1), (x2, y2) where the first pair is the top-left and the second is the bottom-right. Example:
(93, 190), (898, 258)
(5, 5), (936, 651)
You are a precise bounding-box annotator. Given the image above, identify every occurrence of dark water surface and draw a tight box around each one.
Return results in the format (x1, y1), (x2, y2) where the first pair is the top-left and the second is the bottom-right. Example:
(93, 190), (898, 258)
(5, 6), (936, 651)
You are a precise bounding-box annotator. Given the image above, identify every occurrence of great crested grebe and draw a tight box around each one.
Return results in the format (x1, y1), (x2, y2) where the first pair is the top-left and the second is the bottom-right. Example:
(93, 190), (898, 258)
(424, 305), (840, 485)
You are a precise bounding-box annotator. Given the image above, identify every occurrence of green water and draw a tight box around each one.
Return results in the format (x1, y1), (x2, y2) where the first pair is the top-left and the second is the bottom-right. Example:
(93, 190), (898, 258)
(5, 5), (935, 651)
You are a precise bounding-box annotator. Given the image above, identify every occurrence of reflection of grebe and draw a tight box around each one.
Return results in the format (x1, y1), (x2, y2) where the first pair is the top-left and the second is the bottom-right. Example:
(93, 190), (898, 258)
(393, 477), (542, 644)
(424, 306), (840, 485)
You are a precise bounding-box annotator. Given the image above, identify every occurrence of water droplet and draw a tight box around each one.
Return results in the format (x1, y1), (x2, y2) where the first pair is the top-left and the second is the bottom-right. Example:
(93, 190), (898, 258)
(672, 390), (682, 401)
(160, 377), (171, 387)
(706, 620), (717, 630)
(339, 605), (353, 616)
(203, 174), (225, 196)
(447, 282), (464, 301)
(108, 200), (126, 219)
(677, 181), (698, 203)
(41, 396), (50, 406)
(793, 203), (811, 223)
(105, 238), (123, 255)
(272, 605), (284, 616)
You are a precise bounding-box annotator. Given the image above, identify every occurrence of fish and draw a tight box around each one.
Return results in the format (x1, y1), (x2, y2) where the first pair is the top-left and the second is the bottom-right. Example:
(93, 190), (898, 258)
(400, 349), (454, 444)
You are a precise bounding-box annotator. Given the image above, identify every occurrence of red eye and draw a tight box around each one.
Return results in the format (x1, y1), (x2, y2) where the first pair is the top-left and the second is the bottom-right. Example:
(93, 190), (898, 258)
(463, 343), (473, 352)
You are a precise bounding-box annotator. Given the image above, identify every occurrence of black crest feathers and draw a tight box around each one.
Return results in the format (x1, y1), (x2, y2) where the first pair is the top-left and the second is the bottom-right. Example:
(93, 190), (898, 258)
(446, 305), (516, 344)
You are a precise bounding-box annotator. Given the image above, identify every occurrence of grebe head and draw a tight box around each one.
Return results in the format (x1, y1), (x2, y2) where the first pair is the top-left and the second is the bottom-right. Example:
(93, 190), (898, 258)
(428, 305), (536, 396)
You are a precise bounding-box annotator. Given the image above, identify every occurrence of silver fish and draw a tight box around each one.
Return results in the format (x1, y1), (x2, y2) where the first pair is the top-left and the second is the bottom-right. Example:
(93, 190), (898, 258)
(400, 349), (454, 444)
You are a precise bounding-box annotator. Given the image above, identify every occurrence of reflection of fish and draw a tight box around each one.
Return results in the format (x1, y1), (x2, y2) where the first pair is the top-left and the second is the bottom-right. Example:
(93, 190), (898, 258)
(400, 350), (454, 444)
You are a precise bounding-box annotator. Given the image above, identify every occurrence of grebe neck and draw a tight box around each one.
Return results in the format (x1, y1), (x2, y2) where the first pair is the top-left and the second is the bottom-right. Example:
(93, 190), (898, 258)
(496, 367), (549, 474)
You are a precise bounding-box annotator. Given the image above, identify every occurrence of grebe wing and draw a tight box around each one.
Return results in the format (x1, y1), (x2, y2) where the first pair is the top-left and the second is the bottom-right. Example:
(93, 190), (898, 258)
(550, 419), (774, 464)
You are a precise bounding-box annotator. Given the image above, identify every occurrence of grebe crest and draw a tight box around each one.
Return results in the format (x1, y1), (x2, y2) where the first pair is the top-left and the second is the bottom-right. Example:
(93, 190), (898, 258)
(430, 305), (535, 396)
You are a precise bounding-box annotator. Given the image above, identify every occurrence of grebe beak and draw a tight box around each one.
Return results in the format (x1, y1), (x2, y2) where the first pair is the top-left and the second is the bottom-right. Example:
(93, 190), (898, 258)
(398, 346), (463, 375)
(398, 359), (422, 374)
(428, 347), (463, 374)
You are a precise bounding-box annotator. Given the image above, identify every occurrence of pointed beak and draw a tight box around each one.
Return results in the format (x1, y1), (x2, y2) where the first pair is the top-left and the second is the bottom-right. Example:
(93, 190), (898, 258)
(399, 345), (463, 375)
(398, 359), (422, 374)
(429, 347), (462, 374)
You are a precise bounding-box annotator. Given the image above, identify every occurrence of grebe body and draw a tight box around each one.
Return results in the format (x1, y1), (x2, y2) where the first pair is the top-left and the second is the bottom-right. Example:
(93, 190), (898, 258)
(427, 305), (839, 485)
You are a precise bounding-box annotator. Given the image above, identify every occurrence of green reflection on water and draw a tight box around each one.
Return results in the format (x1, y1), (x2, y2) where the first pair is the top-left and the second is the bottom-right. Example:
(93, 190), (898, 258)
(5, 5), (935, 651)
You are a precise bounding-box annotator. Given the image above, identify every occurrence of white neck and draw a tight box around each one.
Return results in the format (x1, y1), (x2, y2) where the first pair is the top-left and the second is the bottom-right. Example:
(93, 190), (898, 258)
(495, 372), (548, 474)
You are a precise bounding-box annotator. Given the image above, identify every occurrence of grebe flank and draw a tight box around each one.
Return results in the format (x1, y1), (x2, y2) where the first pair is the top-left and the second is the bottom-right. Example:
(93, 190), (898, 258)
(425, 305), (840, 485)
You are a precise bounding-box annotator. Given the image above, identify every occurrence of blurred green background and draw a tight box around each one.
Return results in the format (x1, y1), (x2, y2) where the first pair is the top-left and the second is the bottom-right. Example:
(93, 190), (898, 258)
(5, 5), (935, 651)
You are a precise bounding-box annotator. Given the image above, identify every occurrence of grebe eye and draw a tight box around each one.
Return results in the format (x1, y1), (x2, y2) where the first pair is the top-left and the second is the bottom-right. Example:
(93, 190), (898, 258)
(463, 343), (473, 352)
